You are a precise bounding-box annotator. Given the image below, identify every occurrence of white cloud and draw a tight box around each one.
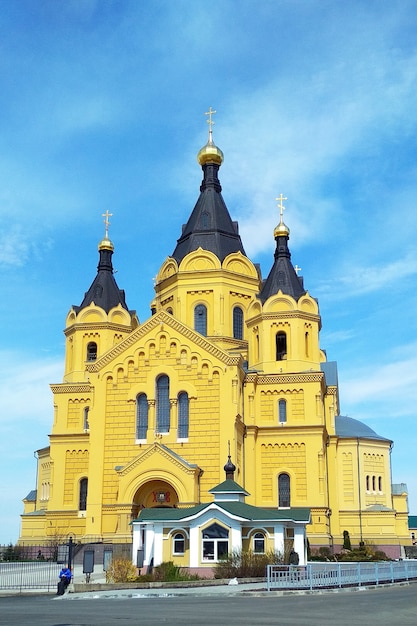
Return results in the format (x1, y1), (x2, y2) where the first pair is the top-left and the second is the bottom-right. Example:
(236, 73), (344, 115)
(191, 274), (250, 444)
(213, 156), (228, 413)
(0, 352), (62, 425)
(341, 349), (417, 418)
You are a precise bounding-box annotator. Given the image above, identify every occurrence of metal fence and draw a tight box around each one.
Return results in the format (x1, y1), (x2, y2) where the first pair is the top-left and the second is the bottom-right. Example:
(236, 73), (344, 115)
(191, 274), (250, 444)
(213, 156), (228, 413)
(267, 561), (417, 591)
(0, 561), (63, 592)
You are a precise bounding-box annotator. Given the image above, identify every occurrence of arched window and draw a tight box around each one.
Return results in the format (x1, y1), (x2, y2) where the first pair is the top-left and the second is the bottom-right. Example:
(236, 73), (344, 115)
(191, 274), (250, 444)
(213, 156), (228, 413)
(372, 475), (376, 491)
(366, 475), (370, 491)
(86, 342), (97, 361)
(276, 332), (287, 361)
(305, 331), (310, 357)
(136, 394), (148, 440)
(278, 399), (287, 424)
(79, 478), (88, 511)
(173, 533), (185, 555)
(278, 473), (290, 508)
(233, 307), (244, 340)
(156, 375), (170, 433)
(378, 476), (382, 492)
(253, 532), (265, 554)
(194, 304), (207, 336)
(202, 523), (229, 561)
(177, 392), (189, 439)
(83, 407), (90, 431)
(200, 211), (210, 229)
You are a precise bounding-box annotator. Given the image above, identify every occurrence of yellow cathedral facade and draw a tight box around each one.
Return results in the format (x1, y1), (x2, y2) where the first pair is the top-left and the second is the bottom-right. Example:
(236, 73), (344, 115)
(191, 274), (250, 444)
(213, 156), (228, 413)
(20, 118), (410, 561)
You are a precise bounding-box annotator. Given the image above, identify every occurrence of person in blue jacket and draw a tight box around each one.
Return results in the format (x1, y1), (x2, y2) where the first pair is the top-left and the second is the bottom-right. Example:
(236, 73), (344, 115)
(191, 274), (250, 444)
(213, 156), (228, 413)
(57, 565), (72, 595)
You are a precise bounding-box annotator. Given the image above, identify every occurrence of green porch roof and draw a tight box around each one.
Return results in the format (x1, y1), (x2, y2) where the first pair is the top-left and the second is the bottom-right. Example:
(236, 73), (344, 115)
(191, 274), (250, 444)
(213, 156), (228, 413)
(133, 502), (310, 524)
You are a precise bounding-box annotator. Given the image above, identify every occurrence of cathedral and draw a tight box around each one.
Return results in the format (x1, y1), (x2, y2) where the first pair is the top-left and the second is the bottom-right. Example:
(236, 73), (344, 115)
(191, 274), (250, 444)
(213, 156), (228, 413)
(20, 115), (410, 566)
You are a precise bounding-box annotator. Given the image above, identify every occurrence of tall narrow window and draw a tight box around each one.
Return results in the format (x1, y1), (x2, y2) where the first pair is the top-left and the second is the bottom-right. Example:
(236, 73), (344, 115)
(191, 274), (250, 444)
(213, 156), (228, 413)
(83, 407), (90, 431)
(79, 478), (88, 511)
(253, 532), (265, 554)
(136, 394), (148, 440)
(200, 211), (210, 229)
(233, 307), (244, 340)
(372, 475), (376, 491)
(173, 533), (185, 555)
(278, 473), (290, 508)
(366, 475), (370, 491)
(305, 331), (310, 357)
(278, 399), (287, 424)
(194, 304), (207, 336)
(276, 332), (287, 361)
(177, 392), (189, 439)
(156, 375), (170, 433)
(378, 476), (382, 492)
(86, 342), (97, 361)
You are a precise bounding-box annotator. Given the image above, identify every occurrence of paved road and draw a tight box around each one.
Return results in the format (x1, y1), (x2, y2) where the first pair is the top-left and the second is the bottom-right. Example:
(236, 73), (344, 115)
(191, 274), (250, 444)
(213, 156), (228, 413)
(1, 583), (416, 625)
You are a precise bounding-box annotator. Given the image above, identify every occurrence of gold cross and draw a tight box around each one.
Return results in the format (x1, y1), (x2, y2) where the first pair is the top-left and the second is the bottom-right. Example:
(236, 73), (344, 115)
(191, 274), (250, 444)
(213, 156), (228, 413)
(102, 210), (113, 239)
(294, 264), (302, 275)
(275, 194), (287, 221)
(205, 107), (217, 143)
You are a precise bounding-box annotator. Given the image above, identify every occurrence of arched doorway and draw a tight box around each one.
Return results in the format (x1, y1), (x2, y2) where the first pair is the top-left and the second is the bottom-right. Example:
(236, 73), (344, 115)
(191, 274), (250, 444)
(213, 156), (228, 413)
(131, 480), (179, 519)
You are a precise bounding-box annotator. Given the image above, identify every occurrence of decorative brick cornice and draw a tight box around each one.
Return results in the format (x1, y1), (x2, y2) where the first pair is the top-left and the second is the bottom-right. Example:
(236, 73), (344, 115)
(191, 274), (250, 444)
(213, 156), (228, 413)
(245, 372), (324, 385)
(86, 310), (241, 372)
(64, 322), (132, 336)
(247, 311), (320, 325)
(50, 383), (92, 394)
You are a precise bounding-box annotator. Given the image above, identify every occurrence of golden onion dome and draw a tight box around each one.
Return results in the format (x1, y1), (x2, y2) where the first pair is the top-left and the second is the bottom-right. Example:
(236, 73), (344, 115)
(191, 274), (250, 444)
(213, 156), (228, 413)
(98, 236), (114, 251)
(197, 140), (224, 166)
(274, 219), (290, 238)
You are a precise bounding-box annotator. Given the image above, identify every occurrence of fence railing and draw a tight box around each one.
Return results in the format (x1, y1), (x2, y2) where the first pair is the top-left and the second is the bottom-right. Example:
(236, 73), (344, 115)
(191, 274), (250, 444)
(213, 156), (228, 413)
(267, 561), (417, 591)
(0, 561), (62, 592)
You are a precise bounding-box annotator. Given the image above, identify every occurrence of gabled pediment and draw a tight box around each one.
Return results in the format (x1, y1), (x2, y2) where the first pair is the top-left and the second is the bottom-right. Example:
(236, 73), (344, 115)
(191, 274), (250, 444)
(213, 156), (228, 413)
(115, 442), (200, 479)
(85, 309), (241, 372)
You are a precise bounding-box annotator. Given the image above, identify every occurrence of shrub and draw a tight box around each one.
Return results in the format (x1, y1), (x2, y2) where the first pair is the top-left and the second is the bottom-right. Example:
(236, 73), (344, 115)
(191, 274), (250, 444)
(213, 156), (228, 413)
(152, 561), (199, 582)
(214, 549), (283, 579)
(105, 558), (137, 583)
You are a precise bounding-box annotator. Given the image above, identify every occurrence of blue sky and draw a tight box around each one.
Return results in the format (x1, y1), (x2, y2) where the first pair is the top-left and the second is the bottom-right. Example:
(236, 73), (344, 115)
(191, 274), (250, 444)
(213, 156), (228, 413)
(1, 0), (416, 544)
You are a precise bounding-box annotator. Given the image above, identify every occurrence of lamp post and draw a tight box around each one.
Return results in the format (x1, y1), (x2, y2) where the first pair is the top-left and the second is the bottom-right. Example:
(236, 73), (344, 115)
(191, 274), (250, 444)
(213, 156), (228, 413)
(68, 536), (73, 571)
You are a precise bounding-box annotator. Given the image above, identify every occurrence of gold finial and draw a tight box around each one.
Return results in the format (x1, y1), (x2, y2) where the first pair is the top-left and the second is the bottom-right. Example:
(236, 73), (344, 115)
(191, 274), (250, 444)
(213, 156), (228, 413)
(197, 107), (224, 166)
(275, 194), (287, 221)
(102, 210), (113, 239)
(273, 194), (290, 238)
(205, 106), (217, 144)
(99, 210), (114, 251)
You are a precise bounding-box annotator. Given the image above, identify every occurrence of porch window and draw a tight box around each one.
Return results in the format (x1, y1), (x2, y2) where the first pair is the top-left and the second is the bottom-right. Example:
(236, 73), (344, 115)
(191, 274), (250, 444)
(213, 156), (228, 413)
(253, 532), (265, 554)
(173, 533), (185, 555)
(202, 523), (229, 561)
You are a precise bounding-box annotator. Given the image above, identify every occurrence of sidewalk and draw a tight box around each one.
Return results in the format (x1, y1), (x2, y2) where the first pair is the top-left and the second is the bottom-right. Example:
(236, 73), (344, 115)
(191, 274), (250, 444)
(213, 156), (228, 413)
(59, 580), (269, 600)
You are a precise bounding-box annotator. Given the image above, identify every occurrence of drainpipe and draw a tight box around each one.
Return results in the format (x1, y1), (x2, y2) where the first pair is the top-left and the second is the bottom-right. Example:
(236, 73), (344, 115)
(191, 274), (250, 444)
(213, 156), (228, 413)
(33, 451), (39, 511)
(324, 434), (333, 551)
(357, 438), (364, 545)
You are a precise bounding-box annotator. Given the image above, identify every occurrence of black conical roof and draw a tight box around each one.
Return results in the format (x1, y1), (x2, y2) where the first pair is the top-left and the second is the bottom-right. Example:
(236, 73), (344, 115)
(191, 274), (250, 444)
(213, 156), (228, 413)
(74, 245), (129, 314)
(172, 161), (246, 263)
(259, 233), (306, 303)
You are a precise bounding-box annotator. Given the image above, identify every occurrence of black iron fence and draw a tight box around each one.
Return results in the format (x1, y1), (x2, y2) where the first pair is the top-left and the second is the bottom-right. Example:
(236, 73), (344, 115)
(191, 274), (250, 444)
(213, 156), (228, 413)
(0, 560), (62, 591)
